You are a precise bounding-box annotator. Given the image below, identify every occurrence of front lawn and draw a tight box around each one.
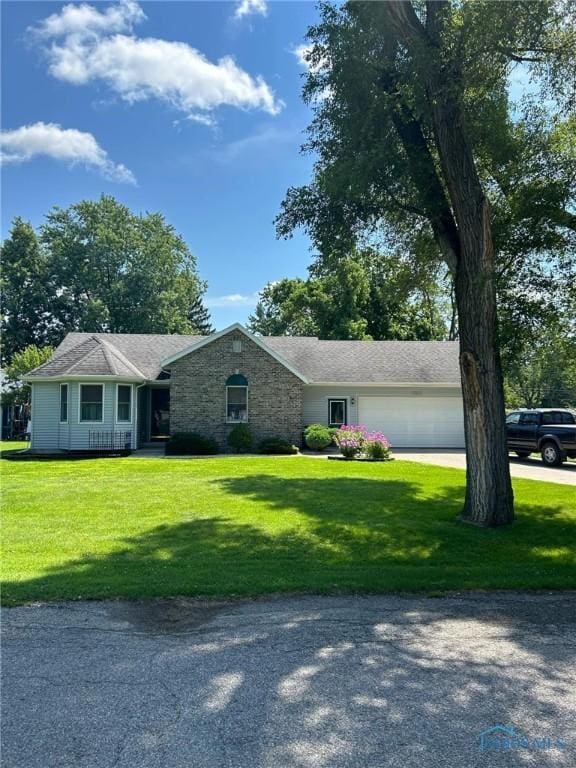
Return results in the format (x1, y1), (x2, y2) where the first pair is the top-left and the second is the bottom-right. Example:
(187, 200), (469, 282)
(1, 455), (574, 605)
(0, 440), (29, 454)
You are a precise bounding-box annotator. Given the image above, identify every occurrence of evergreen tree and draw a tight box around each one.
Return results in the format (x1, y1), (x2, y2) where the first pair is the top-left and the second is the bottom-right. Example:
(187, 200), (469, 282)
(188, 295), (214, 335)
(0, 219), (52, 364)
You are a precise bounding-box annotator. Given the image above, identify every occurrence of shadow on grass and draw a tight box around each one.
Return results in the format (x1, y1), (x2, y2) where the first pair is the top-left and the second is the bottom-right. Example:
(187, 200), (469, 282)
(3, 472), (575, 606)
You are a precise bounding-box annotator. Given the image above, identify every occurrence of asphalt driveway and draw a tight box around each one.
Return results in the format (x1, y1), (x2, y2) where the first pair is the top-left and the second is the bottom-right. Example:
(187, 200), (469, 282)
(2, 593), (574, 768)
(393, 450), (576, 485)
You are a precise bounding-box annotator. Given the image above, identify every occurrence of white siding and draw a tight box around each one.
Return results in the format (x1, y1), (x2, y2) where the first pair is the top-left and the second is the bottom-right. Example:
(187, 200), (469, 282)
(303, 386), (358, 426)
(31, 381), (135, 451)
(30, 382), (60, 450)
(303, 385), (462, 428)
(69, 382), (130, 450)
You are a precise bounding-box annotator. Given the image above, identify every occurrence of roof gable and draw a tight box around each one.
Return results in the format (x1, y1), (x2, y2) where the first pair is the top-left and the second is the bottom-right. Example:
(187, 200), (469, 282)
(160, 323), (310, 383)
(27, 336), (146, 379)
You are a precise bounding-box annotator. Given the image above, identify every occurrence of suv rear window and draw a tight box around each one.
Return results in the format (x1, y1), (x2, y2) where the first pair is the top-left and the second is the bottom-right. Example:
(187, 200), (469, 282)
(519, 412), (540, 425)
(541, 412), (573, 425)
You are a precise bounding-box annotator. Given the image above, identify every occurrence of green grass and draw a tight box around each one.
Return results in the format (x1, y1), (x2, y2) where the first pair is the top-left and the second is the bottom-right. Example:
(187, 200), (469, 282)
(0, 440), (29, 454)
(1, 454), (574, 605)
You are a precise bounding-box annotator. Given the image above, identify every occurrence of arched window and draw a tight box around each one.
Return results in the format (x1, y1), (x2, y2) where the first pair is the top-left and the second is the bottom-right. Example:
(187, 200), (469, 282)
(226, 374), (248, 423)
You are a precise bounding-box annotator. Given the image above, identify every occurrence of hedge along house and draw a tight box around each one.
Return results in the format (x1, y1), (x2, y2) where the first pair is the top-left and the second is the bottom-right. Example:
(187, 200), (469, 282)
(25, 322), (465, 452)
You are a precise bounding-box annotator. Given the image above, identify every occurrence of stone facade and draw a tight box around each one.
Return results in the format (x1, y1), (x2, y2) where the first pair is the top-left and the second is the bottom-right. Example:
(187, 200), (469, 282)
(169, 330), (304, 450)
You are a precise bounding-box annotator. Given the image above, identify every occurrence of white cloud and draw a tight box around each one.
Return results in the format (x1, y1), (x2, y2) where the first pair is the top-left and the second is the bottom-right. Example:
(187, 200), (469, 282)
(35, 0), (144, 39)
(204, 292), (260, 308)
(0, 122), (136, 184)
(31, 1), (281, 119)
(293, 44), (312, 69)
(234, 0), (268, 19)
(292, 43), (331, 101)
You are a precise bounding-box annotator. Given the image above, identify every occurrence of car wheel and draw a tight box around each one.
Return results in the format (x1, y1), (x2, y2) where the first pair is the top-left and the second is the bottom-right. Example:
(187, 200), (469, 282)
(515, 451), (530, 459)
(541, 442), (563, 467)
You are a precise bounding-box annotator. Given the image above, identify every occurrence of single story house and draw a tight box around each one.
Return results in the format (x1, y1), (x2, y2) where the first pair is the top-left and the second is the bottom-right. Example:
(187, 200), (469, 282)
(25, 322), (465, 452)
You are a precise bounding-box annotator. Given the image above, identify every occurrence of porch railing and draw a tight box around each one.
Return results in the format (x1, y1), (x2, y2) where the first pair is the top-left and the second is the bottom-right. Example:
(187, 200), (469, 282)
(88, 431), (132, 452)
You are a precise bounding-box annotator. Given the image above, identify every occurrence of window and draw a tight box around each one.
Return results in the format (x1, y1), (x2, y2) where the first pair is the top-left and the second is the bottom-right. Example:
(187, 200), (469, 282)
(542, 412), (564, 425)
(117, 385), (132, 423)
(562, 412), (576, 424)
(328, 398), (347, 426)
(506, 412), (520, 424)
(226, 374), (248, 422)
(60, 384), (68, 423)
(80, 384), (103, 422)
(232, 339), (242, 353)
(519, 412), (539, 425)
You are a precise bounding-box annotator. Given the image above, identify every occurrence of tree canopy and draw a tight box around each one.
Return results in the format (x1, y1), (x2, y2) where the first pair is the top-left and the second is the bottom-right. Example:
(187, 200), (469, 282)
(249, 249), (450, 340)
(1, 196), (212, 363)
(1, 345), (54, 408)
(276, 0), (576, 526)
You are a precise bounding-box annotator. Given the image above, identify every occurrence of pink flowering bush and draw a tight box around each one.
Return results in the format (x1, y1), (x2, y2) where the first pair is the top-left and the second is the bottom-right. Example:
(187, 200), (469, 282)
(333, 425), (366, 458)
(334, 425), (392, 460)
(364, 431), (392, 460)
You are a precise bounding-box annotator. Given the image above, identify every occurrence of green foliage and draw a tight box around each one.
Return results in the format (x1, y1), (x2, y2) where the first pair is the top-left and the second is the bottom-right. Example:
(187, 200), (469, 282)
(257, 438), (299, 455)
(275, 0), (575, 354)
(165, 433), (219, 456)
(333, 425), (364, 459)
(1, 345), (54, 407)
(1, 197), (210, 363)
(249, 249), (449, 340)
(188, 295), (213, 335)
(41, 195), (206, 336)
(304, 424), (333, 451)
(365, 440), (391, 461)
(227, 424), (253, 453)
(504, 317), (576, 408)
(0, 219), (53, 364)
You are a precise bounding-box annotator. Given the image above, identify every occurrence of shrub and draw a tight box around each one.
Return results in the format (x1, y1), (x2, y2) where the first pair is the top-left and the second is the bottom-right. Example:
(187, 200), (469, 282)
(364, 432), (392, 460)
(258, 438), (299, 455)
(333, 424), (365, 458)
(227, 424), (253, 453)
(165, 432), (219, 455)
(304, 423), (333, 451)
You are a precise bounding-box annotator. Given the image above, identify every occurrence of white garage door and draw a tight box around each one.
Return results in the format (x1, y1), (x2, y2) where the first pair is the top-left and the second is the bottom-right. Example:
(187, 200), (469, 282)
(358, 395), (465, 448)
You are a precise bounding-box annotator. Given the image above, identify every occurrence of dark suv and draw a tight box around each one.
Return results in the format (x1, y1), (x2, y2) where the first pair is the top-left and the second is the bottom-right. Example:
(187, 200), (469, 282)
(506, 408), (576, 466)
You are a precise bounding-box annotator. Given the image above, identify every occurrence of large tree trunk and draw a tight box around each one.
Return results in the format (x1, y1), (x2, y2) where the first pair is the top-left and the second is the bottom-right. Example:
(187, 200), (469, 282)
(382, 0), (515, 525)
(430, 76), (515, 527)
(453, 202), (515, 525)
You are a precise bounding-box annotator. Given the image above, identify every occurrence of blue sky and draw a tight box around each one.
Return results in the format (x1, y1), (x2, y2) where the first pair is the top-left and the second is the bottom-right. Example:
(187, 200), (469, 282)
(1, 0), (320, 329)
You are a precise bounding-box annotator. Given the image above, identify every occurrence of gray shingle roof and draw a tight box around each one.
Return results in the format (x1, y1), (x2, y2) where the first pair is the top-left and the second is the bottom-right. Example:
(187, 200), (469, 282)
(28, 330), (461, 384)
(264, 337), (461, 383)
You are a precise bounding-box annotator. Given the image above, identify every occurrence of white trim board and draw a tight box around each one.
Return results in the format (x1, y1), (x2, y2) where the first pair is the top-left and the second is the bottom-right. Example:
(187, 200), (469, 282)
(25, 375), (145, 383)
(305, 382), (462, 388)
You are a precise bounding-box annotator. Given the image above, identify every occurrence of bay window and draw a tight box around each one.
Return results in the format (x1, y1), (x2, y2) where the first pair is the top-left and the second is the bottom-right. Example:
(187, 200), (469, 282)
(79, 384), (103, 422)
(117, 385), (132, 423)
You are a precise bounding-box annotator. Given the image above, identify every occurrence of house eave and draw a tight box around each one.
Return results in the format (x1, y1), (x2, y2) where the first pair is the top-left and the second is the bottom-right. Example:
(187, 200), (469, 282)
(305, 381), (462, 387)
(25, 375), (147, 384)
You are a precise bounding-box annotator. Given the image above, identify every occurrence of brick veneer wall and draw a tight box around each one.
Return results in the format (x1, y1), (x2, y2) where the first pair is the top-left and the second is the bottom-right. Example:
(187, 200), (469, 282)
(169, 330), (304, 450)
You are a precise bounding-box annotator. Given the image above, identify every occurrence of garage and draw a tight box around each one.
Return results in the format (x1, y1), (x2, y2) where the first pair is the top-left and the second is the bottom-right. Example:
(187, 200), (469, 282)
(357, 394), (465, 448)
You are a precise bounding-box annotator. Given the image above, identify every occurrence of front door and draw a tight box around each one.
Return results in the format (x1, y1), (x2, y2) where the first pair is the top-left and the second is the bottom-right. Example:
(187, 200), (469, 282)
(150, 389), (170, 439)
